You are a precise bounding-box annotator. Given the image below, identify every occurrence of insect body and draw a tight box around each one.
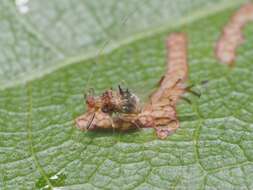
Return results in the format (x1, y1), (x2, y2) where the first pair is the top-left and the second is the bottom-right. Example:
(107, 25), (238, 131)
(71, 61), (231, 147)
(81, 86), (140, 129)
(116, 85), (140, 114)
(86, 86), (140, 114)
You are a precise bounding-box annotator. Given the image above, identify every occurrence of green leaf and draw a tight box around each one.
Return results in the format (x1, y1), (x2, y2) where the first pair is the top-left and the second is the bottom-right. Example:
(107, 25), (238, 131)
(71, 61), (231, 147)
(1, 0), (253, 189)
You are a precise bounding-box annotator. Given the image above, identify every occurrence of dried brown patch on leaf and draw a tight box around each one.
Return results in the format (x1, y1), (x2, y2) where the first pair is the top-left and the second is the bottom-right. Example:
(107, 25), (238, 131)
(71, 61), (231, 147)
(138, 104), (179, 139)
(141, 33), (188, 139)
(215, 3), (253, 65)
(150, 33), (188, 106)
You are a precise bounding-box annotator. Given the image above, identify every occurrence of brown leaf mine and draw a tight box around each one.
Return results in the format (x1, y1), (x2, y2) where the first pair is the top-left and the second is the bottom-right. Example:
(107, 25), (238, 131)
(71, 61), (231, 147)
(215, 3), (253, 65)
(150, 33), (188, 106)
(142, 33), (188, 139)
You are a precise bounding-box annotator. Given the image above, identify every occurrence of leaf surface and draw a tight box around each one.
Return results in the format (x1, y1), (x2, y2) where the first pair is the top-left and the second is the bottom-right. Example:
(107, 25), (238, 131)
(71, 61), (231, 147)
(1, 0), (253, 189)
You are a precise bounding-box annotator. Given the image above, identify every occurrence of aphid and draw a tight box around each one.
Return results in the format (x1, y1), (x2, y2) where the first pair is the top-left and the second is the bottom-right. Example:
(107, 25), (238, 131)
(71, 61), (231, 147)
(215, 3), (253, 65)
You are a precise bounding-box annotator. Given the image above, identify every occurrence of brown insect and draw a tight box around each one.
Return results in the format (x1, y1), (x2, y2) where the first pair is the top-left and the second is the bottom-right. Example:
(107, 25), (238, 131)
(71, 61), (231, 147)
(75, 33), (190, 139)
(80, 85), (141, 130)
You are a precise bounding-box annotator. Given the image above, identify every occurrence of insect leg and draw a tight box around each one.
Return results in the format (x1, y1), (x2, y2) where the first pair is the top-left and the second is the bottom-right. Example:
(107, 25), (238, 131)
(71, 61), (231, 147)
(185, 85), (201, 97)
(131, 121), (141, 129)
(180, 96), (192, 104)
(118, 85), (124, 95)
(86, 113), (96, 129)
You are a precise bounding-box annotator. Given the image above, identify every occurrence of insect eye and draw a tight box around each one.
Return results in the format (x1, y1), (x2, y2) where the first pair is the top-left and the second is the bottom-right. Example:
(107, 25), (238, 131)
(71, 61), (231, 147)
(102, 107), (108, 113)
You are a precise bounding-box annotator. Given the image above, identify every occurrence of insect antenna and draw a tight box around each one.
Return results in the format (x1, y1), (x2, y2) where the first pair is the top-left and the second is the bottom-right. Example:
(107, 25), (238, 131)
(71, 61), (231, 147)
(86, 112), (96, 129)
(82, 6), (142, 95)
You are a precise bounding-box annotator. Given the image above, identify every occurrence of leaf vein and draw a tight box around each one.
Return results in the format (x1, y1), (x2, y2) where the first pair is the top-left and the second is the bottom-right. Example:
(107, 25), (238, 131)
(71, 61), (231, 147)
(25, 82), (53, 189)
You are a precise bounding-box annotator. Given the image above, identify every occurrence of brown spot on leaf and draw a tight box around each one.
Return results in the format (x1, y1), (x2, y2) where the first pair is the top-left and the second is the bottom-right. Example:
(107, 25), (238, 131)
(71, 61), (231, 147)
(215, 3), (253, 65)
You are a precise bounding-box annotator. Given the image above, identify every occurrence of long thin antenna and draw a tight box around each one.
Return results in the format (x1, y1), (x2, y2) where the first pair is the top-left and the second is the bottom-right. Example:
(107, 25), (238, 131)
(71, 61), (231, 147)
(83, 4), (142, 94)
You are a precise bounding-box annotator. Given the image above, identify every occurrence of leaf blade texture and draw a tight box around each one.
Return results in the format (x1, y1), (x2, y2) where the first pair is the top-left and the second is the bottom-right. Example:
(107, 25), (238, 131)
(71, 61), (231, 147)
(1, 0), (253, 189)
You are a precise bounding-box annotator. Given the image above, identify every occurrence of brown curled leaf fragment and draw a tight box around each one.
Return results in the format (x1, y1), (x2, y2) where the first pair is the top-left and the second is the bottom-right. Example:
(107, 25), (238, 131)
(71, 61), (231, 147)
(215, 3), (253, 65)
(75, 33), (188, 139)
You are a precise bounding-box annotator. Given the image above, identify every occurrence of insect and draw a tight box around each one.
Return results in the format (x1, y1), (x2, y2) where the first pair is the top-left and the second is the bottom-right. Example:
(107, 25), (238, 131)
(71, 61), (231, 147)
(81, 85), (141, 130)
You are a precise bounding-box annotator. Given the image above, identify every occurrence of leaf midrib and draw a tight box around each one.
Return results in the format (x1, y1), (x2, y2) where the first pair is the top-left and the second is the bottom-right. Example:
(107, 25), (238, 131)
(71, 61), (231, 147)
(1, 0), (245, 91)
